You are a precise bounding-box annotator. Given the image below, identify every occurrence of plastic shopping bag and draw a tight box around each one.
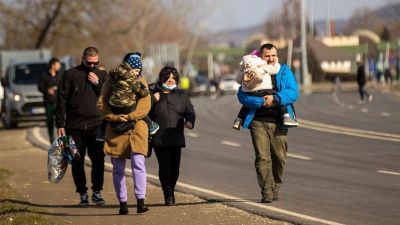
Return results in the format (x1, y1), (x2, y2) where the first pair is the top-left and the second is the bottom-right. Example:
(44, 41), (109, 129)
(47, 136), (80, 183)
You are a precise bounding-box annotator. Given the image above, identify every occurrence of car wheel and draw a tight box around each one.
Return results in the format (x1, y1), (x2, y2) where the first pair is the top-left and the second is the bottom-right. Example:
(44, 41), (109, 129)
(1, 109), (17, 129)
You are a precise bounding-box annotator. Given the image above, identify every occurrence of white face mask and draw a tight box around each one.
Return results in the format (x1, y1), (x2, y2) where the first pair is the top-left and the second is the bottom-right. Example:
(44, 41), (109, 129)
(162, 83), (177, 90)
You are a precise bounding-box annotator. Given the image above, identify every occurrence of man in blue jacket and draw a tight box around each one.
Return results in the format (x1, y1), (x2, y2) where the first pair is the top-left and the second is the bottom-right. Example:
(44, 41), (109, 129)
(237, 43), (299, 203)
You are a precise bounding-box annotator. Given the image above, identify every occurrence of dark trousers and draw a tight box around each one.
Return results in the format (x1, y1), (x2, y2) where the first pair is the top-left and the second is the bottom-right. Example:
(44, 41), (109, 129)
(358, 84), (369, 100)
(154, 147), (182, 190)
(66, 125), (105, 195)
(45, 103), (57, 143)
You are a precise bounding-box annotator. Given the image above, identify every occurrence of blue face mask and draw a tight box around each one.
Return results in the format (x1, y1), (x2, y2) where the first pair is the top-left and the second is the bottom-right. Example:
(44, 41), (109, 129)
(162, 83), (177, 91)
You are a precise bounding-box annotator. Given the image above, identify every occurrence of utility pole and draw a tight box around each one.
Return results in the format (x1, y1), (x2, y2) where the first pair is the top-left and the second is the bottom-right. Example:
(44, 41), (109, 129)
(301, 0), (312, 94)
(287, 39), (293, 68)
(207, 53), (214, 80)
(326, 0), (331, 37)
(309, 0), (314, 37)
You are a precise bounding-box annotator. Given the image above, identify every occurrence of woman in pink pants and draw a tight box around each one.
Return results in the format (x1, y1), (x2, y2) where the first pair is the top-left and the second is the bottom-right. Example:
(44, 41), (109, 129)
(97, 53), (151, 214)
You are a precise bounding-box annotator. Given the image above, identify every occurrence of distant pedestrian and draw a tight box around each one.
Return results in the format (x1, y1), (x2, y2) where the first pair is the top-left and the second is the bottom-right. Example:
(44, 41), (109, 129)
(384, 67), (394, 86)
(97, 52), (153, 215)
(38, 58), (62, 144)
(237, 43), (299, 203)
(149, 66), (196, 206)
(56, 47), (107, 206)
(357, 61), (373, 103)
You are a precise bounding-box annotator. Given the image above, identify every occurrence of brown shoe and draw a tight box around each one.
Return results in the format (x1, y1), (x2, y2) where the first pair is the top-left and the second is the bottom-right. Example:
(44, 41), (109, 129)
(261, 192), (273, 203)
(273, 190), (280, 201)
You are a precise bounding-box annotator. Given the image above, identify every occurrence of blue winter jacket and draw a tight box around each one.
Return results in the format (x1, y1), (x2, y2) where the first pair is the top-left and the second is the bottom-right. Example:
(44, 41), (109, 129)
(237, 64), (299, 128)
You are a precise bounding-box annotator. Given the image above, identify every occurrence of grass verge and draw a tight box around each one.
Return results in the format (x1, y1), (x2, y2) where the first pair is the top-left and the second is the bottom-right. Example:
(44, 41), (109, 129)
(0, 168), (66, 225)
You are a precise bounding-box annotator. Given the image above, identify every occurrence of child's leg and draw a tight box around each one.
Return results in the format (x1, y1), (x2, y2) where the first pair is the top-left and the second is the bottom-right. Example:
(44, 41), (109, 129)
(142, 116), (153, 127)
(237, 106), (249, 120)
(143, 116), (159, 135)
(233, 106), (249, 130)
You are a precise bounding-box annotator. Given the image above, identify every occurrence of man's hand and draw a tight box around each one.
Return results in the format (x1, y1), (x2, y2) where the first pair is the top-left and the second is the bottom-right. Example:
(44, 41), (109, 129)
(115, 114), (129, 122)
(263, 95), (274, 107)
(88, 72), (99, 85)
(185, 121), (193, 129)
(47, 87), (55, 95)
(57, 128), (65, 137)
(153, 92), (160, 101)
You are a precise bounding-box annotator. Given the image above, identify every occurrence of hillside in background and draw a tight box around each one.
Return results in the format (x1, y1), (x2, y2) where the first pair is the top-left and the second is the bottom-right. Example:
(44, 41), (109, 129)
(209, 2), (400, 48)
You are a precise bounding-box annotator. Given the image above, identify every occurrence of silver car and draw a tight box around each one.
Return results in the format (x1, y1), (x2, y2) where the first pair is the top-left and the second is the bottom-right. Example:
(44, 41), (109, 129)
(219, 74), (240, 94)
(1, 61), (68, 128)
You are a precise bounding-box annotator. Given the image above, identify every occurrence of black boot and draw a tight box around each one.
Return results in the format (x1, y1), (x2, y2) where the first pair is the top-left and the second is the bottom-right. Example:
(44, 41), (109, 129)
(171, 186), (176, 204)
(119, 202), (129, 215)
(163, 186), (174, 206)
(137, 199), (149, 214)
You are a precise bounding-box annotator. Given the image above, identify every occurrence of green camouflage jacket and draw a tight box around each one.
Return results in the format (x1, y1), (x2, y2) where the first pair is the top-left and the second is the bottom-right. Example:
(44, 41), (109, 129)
(108, 62), (149, 109)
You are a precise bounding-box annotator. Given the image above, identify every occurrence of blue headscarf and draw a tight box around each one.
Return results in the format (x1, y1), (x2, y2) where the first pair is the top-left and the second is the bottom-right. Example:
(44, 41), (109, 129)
(124, 52), (142, 69)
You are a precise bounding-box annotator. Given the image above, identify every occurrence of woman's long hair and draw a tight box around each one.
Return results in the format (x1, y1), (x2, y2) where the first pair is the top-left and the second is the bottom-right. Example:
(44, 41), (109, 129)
(158, 66), (180, 85)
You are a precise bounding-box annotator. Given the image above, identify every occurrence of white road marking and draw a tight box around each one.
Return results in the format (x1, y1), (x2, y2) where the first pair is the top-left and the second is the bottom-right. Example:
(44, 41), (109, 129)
(33, 127), (341, 225)
(360, 108), (369, 113)
(299, 119), (400, 143)
(380, 112), (390, 117)
(377, 170), (400, 176)
(287, 153), (312, 160)
(220, 140), (241, 147)
(186, 131), (200, 138)
(347, 105), (354, 109)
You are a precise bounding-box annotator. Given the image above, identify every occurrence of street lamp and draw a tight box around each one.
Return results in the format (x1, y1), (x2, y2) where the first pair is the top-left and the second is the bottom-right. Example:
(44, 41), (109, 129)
(301, 0), (312, 94)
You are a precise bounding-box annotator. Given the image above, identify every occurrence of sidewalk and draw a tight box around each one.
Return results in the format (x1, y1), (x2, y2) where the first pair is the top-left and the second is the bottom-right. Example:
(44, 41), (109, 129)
(0, 127), (290, 225)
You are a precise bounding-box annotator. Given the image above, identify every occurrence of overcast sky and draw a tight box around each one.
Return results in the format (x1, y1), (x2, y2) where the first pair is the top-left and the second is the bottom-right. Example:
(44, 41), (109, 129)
(203, 0), (398, 32)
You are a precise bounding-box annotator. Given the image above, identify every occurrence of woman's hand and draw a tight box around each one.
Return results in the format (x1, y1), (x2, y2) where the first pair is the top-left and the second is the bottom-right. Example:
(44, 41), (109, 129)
(115, 114), (129, 122)
(185, 121), (193, 129)
(153, 92), (160, 101)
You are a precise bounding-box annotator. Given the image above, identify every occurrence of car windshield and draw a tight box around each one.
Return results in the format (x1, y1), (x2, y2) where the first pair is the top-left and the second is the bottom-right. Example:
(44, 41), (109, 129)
(12, 63), (65, 85)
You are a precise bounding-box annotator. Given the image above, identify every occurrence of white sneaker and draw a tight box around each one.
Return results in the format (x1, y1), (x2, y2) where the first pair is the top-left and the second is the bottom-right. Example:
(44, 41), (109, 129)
(283, 114), (299, 127)
(368, 94), (373, 102)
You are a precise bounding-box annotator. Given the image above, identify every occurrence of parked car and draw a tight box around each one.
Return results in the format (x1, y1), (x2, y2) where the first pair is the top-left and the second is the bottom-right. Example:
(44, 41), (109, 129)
(219, 74), (240, 95)
(189, 74), (210, 96)
(1, 60), (69, 128)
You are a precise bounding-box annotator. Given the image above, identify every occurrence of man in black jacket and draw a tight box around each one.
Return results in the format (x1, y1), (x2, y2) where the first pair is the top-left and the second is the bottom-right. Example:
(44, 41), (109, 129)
(38, 58), (62, 144)
(56, 47), (107, 206)
(357, 61), (372, 103)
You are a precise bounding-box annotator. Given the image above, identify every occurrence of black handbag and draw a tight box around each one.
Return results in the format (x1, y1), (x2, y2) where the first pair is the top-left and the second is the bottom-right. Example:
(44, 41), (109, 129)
(109, 121), (136, 134)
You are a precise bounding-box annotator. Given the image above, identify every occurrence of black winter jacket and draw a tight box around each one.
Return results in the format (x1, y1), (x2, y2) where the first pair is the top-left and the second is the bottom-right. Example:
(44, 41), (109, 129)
(357, 64), (366, 85)
(38, 71), (63, 104)
(149, 84), (196, 148)
(56, 64), (107, 129)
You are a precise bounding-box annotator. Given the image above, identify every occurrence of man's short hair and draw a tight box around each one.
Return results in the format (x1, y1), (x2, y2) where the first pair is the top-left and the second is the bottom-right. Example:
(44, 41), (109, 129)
(259, 43), (277, 52)
(48, 58), (60, 67)
(83, 47), (99, 57)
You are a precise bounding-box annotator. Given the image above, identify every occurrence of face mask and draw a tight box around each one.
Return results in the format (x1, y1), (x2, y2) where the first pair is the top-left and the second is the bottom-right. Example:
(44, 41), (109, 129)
(162, 83), (177, 91)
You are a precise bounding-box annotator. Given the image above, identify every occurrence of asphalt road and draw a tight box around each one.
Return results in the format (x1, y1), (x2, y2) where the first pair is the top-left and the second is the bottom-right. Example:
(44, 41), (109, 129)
(32, 89), (400, 225)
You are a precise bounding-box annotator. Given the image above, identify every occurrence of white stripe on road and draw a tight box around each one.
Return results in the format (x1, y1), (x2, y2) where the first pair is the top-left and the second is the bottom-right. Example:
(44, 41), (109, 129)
(186, 131), (200, 138)
(287, 153), (312, 160)
(377, 170), (400, 176)
(220, 140), (241, 147)
(33, 126), (341, 225)
(299, 119), (400, 143)
(380, 112), (390, 117)
(360, 108), (369, 113)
